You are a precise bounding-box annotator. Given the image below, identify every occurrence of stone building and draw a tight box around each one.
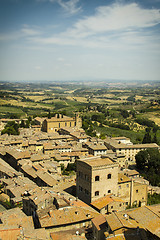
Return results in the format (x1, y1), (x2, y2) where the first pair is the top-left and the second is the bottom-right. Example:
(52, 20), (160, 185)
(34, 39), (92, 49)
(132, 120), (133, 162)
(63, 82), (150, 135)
(104, 137), (159, 166)
(42, 114), (82, 133)
(76, 156), (148, 210)
(76, 157), (118, 204)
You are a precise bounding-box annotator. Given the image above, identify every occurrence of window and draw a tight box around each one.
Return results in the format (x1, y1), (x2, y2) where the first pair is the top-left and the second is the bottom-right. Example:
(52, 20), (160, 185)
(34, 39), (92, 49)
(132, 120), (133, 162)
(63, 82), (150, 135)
(126, 202), (128, 205)
(119, 185), (121, 189)
(95, 176), (99, 181)
(107, 174), (111, 179)
(127, 184), (129, 188)
(85, 189), (89, 195)
(119, 204), (121, 207)
(65, 122), (67, 127)
(108, 190), (111, 193)
(70, 122), (71, 127)
(136, 189), (138, 193)
(79, 186), (83, 192)
(111, 206), (113, 209)
(95, 191), (99, 196)
(59, 123), (60, 128)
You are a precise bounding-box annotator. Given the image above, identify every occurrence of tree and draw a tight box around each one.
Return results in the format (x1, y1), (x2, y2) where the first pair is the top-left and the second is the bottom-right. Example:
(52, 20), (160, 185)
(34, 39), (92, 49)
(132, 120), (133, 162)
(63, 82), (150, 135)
(120, 109), (129, 118)
(142, 132), (151, 144)
(135, 150), (148, 170)
(1, 121), (20, 135)
(20, 120), (25, 128)
(152, 133), (158, 144)
(48, 110), (51, 119)
(153, 125), (159, 133)
(135, 148), (160, 186)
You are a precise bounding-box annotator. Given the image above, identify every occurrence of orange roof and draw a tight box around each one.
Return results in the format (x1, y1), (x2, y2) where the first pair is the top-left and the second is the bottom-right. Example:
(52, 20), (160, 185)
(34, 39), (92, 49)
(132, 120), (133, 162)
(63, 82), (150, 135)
(50, 232), (86, 240)
(118, 173), (131, 183)
(91, 195), (113, 210)
(71, 199), (90, 208)
(92, 215), (106, 230)
(0, 228), (21, 240)
(79, 157), (117, 168)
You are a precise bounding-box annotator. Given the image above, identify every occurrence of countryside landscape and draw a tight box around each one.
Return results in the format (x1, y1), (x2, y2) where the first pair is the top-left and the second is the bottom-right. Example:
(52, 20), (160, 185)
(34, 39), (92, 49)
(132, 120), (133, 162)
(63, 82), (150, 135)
(1, 0), (160, 238)
(0, 80), (160, 239)
(1, 80), (160, 144)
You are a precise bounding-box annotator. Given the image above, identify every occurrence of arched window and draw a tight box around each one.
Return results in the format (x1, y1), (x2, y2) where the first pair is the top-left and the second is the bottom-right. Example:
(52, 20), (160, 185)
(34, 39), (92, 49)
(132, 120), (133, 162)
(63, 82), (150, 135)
(108, 190), (111, 193)
(107, 174), (111, 179)
(95, 191), (99, 196)
(95, 176), (99, 181)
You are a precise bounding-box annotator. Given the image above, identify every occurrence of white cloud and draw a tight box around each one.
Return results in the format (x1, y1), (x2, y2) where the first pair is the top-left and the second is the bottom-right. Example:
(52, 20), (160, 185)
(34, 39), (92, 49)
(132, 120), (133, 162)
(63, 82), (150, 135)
(21, 27), (41, 36)
(0, 25), (41, 42)
(57, 0), (81, 15)
(36, 0), (81, 15)
(68, 2), (160, 37)
(29, 2), (160, 49)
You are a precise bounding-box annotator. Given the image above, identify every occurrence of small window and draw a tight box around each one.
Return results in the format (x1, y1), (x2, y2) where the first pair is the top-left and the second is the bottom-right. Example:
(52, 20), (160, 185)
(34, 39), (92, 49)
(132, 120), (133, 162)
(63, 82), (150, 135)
(119, 185), (121, 189)
(65, 122), (67, 126)
(126, 202), (128, 205)
(95, 176), (99, 181)
(59, 123), (60, 128)
(85, 189), (89, 195)
(107, 174), (111, 179)
(127, 184), (129, 188)
(119, 204), (121, 207)
(95, 191), (99, 196)
(111, 206), (113, 209)
(70, 122), (72, 127)
(108, 190), (111, 193)
(136, 189), (138, 193)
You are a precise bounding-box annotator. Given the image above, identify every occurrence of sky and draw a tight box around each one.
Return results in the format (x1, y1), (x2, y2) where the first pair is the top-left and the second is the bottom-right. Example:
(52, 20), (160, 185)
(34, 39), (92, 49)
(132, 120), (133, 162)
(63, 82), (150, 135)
(0, 0), (160, 82)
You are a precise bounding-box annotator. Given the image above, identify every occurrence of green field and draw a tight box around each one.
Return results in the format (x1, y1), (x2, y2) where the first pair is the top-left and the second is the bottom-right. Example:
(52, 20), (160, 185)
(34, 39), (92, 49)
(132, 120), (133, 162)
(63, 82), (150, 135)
(0, 81), (160, 144)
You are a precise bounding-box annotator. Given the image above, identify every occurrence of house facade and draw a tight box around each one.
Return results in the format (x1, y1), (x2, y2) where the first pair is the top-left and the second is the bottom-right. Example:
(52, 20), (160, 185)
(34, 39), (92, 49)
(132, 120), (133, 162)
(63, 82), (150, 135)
(42, 114), (82, 133)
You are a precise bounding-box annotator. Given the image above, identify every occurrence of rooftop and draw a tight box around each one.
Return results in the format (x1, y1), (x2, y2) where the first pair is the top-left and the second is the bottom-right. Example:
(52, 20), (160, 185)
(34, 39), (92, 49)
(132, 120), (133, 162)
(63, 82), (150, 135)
(38, 206), (100, 228)
(78, 156), (117, 168)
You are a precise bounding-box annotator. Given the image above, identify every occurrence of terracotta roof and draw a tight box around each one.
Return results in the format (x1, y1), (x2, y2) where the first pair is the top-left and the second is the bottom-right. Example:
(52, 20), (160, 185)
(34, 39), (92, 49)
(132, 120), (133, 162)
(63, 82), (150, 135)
(118, 173), (131, 183)
(78, 157), (117, 168)
(43, 142), (54, 150)
(92, 215), (106, 231)
(87, 143), (107, 151)
(46, 116), (74, 122)
(21, 164), (37, 178)
(50, 232), (86, 240)
(0, 228), (21, 240)
(105, 137), (159, 150)
(91, 195), (124, 210)
(126, 205), (160, 237)
(91, 195), (113, 210)
(38, 206), (99, 228)
(36, 170), (57, 187)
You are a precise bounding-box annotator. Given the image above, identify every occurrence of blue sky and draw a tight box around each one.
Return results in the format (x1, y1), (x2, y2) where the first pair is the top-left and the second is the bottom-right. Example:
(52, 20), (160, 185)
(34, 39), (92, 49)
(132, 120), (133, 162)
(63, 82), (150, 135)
(0, 0), (160, 82)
